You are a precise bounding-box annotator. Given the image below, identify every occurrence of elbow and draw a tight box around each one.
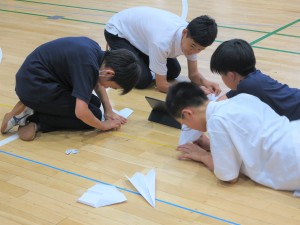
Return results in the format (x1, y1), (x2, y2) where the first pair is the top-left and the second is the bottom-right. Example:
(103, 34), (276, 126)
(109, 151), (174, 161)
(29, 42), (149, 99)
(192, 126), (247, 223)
(75, 108), (86, 120)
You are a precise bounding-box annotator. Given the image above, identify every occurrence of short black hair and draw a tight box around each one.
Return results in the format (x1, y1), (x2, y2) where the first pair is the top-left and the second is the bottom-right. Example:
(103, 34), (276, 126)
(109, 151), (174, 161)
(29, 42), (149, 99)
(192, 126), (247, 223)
(210, 39), (256, 77)
(103, 49), (141, 94)
(186, 15), (218, 47)
(166, 82), (208, 118)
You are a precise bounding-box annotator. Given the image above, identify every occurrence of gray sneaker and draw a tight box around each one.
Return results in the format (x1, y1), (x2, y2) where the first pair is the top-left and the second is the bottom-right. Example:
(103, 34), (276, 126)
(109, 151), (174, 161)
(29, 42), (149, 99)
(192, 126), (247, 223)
(1, 107), (34, 134)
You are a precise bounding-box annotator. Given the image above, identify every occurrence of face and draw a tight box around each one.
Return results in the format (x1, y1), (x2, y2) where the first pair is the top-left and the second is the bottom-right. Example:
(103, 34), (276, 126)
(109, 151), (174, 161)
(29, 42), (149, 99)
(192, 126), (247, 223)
(98, 69), (121, 89)
(220, 72), (238, 90)
(177, 107), (207, 132)
(181, 29), (206, 55)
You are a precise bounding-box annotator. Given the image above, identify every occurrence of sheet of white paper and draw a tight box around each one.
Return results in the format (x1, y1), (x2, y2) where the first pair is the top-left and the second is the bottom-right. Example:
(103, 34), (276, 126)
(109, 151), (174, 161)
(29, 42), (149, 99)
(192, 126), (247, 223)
(77, 183), (127, 207)
(293, 190), (300, 197)
(126, 169), (156, 207)
(178, 126), (202, 145)
(113, 108), (134, 119)
(0, 48), (2, 63)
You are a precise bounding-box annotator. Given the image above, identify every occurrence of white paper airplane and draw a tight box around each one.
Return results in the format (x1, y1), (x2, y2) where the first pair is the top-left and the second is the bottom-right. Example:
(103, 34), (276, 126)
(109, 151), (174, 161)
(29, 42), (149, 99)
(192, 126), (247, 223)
(113, 108), (134, 118)
(126, 169), (156, 208)
(78, 183), (127, 207)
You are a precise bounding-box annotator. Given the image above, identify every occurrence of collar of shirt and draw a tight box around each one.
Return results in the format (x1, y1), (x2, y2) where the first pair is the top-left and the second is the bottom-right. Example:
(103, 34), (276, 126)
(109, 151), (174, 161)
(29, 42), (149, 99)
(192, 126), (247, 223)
(174, 27), (185, 57)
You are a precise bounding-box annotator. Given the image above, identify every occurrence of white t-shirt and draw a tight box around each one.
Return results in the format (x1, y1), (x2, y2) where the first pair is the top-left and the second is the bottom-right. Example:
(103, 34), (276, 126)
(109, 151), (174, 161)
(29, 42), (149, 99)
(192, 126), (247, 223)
(206, 94), (300, 191)
(105, 6), (197, 75)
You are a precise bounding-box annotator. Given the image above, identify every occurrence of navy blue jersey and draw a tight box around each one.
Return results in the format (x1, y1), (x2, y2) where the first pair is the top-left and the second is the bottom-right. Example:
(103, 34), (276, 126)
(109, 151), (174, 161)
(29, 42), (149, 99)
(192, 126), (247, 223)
(16, 37), (104, 104)
(226, 70), (300, 121)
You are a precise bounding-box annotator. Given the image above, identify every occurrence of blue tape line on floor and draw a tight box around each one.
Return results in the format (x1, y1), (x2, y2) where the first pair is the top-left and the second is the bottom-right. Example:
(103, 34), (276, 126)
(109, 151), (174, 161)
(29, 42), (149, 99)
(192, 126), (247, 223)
(0, 149), (239, 225)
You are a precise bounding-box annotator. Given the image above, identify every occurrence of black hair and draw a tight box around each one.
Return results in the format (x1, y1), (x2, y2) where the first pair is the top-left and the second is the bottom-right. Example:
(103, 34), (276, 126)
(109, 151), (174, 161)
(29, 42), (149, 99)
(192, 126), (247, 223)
(166, 82), (208, 118)
(103, 49), (141, 94)
(210, 39), (256, 77)
(186, 15), (218, 47)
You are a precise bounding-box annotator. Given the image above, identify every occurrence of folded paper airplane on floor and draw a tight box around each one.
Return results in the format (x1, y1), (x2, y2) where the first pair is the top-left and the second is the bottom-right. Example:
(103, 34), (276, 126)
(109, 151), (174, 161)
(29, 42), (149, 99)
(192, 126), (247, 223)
(126, 169), (156, 208)
(113, 108), (134, 118)
(77, 183), (127, 207)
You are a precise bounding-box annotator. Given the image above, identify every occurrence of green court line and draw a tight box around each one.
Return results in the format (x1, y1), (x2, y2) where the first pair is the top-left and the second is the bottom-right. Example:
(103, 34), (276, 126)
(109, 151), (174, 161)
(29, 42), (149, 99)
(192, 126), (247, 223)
(0, 9), (106, 25)
(219, 25), (300, 39)
(16, 0), (300, 39)
(16, 0), (117, 13)
(252, 45), (300, 55)
(250, 19), (300, 45)
(1, 8), (299, 55)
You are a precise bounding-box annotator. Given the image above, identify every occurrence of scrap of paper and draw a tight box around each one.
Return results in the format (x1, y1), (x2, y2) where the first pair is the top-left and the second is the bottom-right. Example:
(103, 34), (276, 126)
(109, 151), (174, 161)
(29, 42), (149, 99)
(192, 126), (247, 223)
(65, 149), (79, 155)
(126, 169), (156, 208)
(78, 183), (127, 207)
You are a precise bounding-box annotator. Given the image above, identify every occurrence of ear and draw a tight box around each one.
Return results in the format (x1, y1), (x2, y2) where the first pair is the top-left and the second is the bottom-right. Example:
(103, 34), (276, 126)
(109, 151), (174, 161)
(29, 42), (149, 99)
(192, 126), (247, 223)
(182, 108), (193, 120)
(227, 71), (237, 81)
(182, 28), (188, 37)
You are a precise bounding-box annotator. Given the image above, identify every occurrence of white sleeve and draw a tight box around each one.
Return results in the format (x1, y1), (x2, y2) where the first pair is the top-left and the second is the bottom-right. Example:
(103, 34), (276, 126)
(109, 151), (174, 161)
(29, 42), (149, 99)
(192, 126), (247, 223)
(208, 118), (242, 181)
(148, 45), (168, 75)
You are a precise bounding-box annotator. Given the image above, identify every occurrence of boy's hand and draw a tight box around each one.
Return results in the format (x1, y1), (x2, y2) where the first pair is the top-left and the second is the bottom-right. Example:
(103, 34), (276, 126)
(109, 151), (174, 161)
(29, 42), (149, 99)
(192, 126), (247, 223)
(104, 111), (127, 124)
(100, 119), (122, 131)
(176, 143), (209, 162)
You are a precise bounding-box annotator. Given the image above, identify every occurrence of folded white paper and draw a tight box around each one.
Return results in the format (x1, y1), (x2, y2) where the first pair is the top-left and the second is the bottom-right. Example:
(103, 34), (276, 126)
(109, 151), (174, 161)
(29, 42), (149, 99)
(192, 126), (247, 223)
(78, 183), (127, 207)
(126, 169), (156, 208)
(178, 126), (202, 145)
(207, 93), (219, 101)
(113, 108), (134, 119)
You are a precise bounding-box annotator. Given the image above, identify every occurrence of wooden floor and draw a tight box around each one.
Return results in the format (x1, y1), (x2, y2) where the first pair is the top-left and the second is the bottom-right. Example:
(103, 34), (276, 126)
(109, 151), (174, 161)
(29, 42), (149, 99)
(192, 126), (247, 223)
(0, 0), (300, 224)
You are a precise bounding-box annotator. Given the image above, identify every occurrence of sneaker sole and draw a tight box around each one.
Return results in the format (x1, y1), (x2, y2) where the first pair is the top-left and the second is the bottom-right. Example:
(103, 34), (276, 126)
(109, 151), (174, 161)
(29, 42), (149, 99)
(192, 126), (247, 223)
(1, 113), (14, 134)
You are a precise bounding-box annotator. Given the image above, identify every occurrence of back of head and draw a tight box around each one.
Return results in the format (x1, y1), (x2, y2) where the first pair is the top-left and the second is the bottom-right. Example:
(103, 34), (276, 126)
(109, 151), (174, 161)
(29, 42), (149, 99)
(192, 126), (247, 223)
(187, 15), (218, 47)
(103, 49), (141, 94)
(210, 39), (256, 77)
(166, 82), (208, 118)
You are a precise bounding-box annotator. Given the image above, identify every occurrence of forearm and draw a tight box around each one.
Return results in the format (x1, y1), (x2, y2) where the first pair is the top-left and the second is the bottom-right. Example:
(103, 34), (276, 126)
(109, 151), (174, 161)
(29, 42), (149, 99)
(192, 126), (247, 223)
(188, 72), (206, 86)
(76, 106), (104, 130)
(200, 152), (214, 172)
(155, 74), (170, 93)
(94, 84), (113, 113)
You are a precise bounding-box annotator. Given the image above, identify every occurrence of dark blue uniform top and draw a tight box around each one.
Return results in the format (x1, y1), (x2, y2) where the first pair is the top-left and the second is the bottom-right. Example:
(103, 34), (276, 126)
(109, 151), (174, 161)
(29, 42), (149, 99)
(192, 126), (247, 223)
(226, 70), (300, 121)
(16, 37), (104, 104)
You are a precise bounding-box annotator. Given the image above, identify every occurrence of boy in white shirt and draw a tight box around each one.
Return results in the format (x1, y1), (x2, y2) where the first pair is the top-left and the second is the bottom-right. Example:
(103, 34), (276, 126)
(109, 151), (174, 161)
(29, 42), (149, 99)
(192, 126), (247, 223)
(166, 82), (300, 191)
(105, 6), (220, 94)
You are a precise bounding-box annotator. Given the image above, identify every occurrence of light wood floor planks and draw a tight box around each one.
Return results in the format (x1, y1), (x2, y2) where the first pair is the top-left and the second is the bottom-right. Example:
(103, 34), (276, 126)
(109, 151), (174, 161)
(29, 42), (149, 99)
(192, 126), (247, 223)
(0, 0), (300, 224)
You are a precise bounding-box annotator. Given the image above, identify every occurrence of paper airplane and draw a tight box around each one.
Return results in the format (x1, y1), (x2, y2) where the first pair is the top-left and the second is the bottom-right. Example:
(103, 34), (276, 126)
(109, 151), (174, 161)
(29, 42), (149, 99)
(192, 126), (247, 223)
(77, 183), (127, 207)
(126, 169), (156, 207)
(113, 108), (134, 119)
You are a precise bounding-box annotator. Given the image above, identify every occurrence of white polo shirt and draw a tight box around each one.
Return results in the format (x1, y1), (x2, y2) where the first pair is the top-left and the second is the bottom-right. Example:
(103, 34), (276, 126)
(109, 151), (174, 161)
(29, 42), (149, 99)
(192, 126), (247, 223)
(105, 6), (197, 75)
(206, 94), (300, 191)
